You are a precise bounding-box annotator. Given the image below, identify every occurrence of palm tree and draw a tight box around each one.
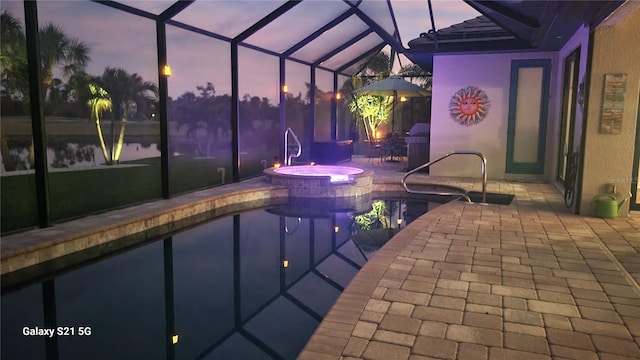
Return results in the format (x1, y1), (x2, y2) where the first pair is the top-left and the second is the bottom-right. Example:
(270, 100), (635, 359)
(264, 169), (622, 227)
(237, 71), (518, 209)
(400, 64), (432, 89)
(87, 83), (111, 163)
(63, 70), (93, 118)
(347, 51), (395, 142)
(46, 78), (64, 115)
(399, 64), (432, 128)
(347, 52), (432, 142)
(348, 83), (390, 141)
(1, 11), (90, 107)
(0, 10), (28, 171)
(360, 50), (393, 78)
(0, 10), (29, 102)
(38, 23), (90, 102)
(89, 67), (158, 164)
(1, 11), (91, 170)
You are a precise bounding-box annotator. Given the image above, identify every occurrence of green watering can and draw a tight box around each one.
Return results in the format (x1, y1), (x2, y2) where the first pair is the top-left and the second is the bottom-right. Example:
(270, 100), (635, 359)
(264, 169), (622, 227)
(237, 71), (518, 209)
(592, 193), (630, 219)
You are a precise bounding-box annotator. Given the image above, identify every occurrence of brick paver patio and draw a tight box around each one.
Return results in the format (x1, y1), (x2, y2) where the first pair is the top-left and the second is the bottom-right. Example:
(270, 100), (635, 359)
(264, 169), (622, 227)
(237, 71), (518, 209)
(298, 157), (640, 360)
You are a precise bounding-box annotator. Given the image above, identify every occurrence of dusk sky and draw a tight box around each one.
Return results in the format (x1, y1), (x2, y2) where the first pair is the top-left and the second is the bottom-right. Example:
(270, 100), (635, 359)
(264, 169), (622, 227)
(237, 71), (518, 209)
(3, 0), (480, 100)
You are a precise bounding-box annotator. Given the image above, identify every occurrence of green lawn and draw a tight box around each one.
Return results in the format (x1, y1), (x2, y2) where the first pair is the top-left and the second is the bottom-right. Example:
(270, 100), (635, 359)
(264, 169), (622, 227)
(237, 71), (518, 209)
(1, 116), (162, 136)
(1, 116), (275, 234)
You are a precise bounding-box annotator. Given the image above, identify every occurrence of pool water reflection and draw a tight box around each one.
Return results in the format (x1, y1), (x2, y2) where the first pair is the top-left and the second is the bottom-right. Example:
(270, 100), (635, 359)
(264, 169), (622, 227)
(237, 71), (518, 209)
(1, 198), (440, 360)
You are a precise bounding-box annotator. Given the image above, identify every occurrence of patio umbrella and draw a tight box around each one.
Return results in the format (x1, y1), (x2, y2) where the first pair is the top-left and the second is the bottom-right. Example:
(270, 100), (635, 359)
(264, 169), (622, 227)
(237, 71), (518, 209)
(353, 75), (431, 134)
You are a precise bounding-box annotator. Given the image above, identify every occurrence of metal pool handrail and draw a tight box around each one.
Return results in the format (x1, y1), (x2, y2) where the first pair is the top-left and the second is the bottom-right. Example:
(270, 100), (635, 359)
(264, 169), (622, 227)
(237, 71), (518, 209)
(284, 127), (302, 166)
(402, 150), (487, 204)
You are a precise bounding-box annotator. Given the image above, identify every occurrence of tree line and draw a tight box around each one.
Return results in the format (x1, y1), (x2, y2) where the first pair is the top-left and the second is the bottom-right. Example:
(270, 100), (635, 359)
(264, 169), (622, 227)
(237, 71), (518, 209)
(1, 9), (431, 170)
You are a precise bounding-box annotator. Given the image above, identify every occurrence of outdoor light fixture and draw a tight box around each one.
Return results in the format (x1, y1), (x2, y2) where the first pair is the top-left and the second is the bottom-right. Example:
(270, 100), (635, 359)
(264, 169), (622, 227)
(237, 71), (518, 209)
(282, 85), (288, 93)
(397, 218), (403, 226)
(172, 334), (179, 344)
(162, 65), (172, 77)
(274, 163), (281, 168)
(400, 96), (407, 102)
(309, 162), (315, 166)
(334, 226), (339, 233)
(283, 260), (289, 268)
(335, 92), (342, 100)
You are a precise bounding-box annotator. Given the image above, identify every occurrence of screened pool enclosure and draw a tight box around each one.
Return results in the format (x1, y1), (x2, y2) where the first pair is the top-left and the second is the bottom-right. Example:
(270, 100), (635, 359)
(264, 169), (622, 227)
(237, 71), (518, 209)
(6, 0), (621, 234)
(1, 0), (431, 234)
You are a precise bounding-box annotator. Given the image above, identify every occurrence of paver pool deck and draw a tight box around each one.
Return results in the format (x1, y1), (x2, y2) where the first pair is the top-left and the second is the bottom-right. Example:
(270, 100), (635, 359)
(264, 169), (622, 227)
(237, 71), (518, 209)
(2, 156), (639, 360)
(299, 157), (640, 360)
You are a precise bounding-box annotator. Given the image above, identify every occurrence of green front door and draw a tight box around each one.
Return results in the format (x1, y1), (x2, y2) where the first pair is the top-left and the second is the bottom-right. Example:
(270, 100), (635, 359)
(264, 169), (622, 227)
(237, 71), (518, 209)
(506, 59), (551, 174)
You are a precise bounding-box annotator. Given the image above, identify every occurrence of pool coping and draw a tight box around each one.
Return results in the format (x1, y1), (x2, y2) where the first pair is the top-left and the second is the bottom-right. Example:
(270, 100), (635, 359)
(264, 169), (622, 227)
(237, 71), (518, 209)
(0, 178), (290, 275)
(0, 176), (455, 277)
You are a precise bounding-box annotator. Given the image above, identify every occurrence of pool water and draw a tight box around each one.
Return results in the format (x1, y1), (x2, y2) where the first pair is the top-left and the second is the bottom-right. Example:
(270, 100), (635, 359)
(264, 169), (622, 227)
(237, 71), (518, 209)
(273, 165), (363, 183)
(1, 198), (439, 360)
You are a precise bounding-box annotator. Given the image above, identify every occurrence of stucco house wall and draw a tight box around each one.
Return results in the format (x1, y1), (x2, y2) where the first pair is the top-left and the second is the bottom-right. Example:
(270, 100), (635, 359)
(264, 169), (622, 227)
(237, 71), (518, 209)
(579, 3), (640, 216)
(430, 51), (558, 179)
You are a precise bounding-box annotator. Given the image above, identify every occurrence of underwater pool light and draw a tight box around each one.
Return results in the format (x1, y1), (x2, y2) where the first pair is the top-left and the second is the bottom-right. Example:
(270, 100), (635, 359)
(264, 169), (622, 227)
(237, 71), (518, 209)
(330, 174), (350, 183)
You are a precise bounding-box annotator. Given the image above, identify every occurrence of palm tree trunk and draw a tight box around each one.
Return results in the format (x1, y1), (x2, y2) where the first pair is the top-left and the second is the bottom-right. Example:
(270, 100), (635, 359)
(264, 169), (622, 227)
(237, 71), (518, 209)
(113, 118), (127, 162)
(94, 119), (110, 164)
(109, 115), (116, 164)
(88, 96), (111, 164)
(1, 136), (17, 171)
(363, 115), (374, 142)
(29, 140), (35, 169)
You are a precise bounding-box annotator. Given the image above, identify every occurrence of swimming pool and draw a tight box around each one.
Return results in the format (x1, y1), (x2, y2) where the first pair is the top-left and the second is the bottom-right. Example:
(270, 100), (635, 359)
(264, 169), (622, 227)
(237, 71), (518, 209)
(1, 197), (440, 360)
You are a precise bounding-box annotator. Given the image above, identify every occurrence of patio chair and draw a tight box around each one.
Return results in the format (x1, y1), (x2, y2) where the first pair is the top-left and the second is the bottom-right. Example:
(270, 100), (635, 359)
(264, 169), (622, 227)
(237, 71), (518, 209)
(367, 139), (383, 163)
(380, 133), (404, 163)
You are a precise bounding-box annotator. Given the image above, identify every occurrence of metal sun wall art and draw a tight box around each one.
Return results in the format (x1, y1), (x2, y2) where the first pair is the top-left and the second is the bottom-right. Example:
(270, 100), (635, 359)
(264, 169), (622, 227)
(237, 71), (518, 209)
(449, 86), (491, 126)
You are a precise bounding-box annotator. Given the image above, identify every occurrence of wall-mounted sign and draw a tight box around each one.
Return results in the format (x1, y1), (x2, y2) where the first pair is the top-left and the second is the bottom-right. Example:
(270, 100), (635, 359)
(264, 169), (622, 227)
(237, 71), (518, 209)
(600, 73), (627, 134)
(449, 86), (491, 126)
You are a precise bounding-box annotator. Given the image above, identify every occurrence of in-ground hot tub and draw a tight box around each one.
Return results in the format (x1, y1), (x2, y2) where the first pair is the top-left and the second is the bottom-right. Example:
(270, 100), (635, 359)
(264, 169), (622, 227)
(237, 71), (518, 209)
(263, 165), (373, 198)
(272, 165), (363, 183)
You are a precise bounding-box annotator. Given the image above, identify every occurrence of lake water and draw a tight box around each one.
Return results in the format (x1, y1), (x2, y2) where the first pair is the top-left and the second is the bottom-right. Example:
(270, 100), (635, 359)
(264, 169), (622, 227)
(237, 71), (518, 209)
(1, 143), (160, 174)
